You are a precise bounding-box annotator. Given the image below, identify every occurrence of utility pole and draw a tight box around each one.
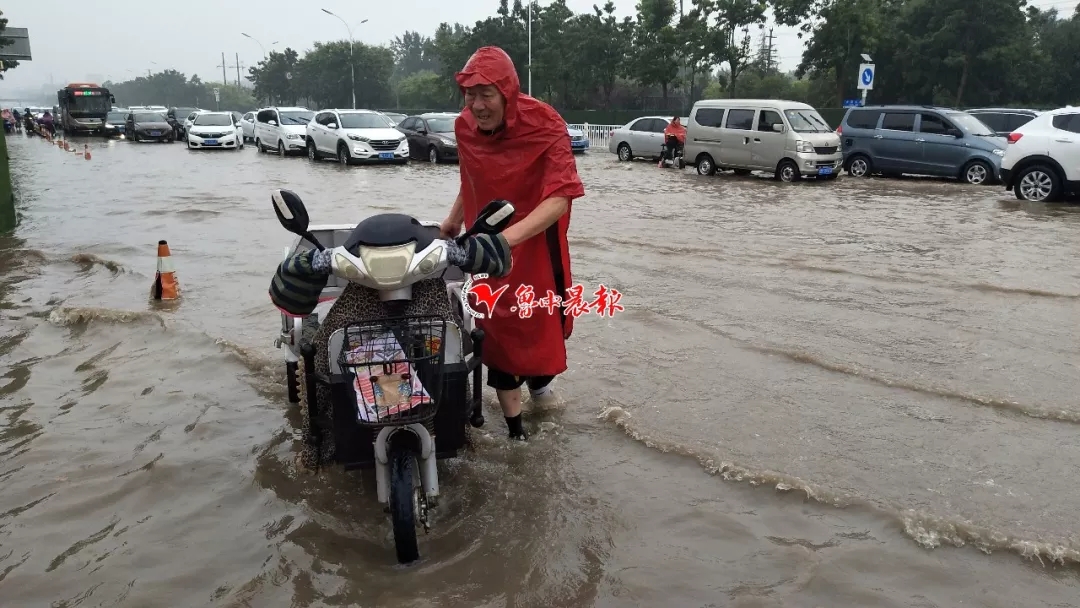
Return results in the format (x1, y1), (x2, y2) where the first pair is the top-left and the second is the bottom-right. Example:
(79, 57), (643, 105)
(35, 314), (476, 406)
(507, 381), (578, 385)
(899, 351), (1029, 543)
(527, 1), (532, 96)
(231, 53), (245, 87)
(219, 52), (228, 85)
(765, 28), (776, 72)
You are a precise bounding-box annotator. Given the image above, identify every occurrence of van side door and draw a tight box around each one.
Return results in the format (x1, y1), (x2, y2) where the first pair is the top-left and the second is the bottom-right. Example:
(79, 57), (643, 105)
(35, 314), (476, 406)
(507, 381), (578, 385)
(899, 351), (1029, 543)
(721, 108), (757, 167)
(751, 109), (786, 170)
(871, 111), (920, 173)
(917, 112), (966, 176)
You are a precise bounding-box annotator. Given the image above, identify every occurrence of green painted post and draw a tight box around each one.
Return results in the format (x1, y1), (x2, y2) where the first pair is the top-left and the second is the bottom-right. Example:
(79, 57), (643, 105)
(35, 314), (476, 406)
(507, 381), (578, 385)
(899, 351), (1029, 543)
(0, 127), (14, 233)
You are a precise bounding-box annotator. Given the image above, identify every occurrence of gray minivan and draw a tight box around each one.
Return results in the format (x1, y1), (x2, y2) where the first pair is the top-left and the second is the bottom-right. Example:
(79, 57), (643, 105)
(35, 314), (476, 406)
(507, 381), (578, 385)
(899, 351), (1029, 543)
(685, 99), (843, 182)
(838, 105), (1007, 185)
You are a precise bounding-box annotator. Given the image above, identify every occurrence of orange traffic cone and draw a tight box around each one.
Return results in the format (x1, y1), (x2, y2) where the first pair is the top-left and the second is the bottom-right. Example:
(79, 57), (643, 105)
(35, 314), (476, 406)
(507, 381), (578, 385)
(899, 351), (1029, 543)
(150, 240), (179, 300)
(84, 145), (91, 160)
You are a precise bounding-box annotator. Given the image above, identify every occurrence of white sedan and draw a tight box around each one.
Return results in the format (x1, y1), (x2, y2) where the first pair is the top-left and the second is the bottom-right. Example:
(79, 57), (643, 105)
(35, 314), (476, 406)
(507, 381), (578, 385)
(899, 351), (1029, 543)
(186, 111), (244, 150)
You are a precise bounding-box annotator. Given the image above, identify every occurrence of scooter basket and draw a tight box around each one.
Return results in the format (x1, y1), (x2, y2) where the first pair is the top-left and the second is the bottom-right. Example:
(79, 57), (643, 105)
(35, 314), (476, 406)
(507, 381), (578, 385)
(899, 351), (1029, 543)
(336, 315), (447, 428)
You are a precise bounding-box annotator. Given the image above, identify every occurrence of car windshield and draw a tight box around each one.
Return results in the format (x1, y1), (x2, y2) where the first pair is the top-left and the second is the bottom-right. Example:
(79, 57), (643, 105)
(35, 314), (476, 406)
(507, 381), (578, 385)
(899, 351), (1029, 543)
(784, 109), (832, 132)
(135, 113), (166, 122)
(280, 110), (313, 125)
(175, 108), (197, 117)
(107, 112), (126, 123)
(338, 113), (396, 129)
(194, 113), (234, 126)
(426, 118), (455, 133)
(948, 112), (996, 136)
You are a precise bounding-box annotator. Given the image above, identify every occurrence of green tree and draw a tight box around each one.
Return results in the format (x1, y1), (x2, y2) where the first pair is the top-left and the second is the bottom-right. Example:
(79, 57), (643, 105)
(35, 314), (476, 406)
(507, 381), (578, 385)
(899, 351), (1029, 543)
(248, 48), (301, 106)
(628, 0), (682, 107)
(0, 10), (18, 78)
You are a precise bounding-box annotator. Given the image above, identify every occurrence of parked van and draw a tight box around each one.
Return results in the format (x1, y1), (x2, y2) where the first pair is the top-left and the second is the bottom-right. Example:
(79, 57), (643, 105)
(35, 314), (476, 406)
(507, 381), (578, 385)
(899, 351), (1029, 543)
(685, 99), (843, 182)
(254, 106), (314, 156)
(837, 105), (1007, 185)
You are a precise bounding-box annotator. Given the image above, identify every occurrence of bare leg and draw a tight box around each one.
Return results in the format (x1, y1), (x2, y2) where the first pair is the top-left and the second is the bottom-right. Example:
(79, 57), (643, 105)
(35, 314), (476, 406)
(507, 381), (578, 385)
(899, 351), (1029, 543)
(495, 387), (522, 418)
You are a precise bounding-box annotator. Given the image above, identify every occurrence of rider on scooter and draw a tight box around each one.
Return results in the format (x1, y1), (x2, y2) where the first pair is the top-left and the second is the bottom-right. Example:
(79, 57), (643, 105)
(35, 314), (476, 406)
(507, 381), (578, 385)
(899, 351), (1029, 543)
(663, 116), (686, 162)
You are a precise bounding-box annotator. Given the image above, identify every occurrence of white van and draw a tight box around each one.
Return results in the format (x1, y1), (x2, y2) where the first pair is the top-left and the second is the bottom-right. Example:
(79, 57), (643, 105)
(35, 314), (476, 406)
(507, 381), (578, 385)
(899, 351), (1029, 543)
(254, 106), (315, 156)
(684, 99), (843, 182)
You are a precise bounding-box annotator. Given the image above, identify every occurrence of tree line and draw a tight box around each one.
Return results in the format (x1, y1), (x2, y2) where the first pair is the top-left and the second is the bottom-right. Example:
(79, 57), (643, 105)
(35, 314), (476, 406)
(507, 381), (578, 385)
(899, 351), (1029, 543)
(92, 0), (1080, 114)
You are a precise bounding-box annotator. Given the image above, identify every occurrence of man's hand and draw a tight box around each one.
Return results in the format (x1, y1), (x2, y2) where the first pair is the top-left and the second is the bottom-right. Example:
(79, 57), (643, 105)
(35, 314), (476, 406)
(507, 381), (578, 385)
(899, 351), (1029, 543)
(440, 216), (463, 239)
(447, 234), (512, 277)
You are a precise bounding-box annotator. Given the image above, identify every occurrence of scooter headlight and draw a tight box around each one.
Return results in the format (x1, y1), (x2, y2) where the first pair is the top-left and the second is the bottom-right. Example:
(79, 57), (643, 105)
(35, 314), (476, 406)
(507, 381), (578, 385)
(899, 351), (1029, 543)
(358, 243), (415, 287)
(333, 251), (365, 281)
(415, 246), (443, 275)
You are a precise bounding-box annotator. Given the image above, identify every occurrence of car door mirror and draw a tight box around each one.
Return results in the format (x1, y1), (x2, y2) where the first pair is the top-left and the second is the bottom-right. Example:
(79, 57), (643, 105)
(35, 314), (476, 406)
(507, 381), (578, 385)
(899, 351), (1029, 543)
(947, 128), (962, 138)
(268, 120), (277, 127)
(326, 122), (337, 129)
(772, 123), (785, 133)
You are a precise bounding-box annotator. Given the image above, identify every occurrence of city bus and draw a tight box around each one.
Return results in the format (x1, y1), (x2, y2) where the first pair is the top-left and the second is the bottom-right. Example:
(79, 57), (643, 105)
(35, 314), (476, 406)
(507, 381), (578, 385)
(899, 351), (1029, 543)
(56, 83), (116, 135)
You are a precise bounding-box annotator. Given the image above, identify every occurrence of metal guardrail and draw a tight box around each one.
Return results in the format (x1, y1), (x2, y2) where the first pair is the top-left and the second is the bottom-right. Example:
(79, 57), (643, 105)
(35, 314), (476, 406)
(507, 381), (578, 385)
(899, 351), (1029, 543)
(568, 123), (623, 149)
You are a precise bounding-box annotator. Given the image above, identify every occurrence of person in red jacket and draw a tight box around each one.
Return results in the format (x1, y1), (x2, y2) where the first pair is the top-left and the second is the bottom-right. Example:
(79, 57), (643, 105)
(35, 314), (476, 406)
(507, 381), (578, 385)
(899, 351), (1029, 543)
(439, 46), (585, 441)
(662, 116), (686, 162)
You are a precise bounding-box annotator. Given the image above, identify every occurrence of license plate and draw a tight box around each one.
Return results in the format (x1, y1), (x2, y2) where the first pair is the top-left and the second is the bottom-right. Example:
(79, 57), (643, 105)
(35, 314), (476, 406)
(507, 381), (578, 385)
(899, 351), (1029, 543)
(204, 139), (217, 145)
(818, 166), (833, 175)
(150, 131), (160, 136)
(379, 152), (393, 159)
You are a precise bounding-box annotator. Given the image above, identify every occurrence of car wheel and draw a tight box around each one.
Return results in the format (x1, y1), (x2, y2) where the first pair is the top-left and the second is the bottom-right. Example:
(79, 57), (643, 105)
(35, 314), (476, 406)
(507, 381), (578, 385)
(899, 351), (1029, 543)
(338, 143), (350, 165)
(1014, 165), (1062, 202)
(617, 143), (632, 162)
(696, 154), (716, 176)
(775, 159), (800, 182)
(962, 159), (992, 185)
(278, 141), (286, 157)
(428, 146), (439, 163)
(846, 154), (872, 177)
(308, 140), (318, 161)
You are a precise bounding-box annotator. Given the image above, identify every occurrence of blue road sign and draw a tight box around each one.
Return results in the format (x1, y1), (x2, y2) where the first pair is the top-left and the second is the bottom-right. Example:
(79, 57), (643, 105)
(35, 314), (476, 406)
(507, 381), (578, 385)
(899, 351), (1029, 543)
(843, 99), (863, 108)
(861, 68), (872, 85)
(857, 63), (875, 90)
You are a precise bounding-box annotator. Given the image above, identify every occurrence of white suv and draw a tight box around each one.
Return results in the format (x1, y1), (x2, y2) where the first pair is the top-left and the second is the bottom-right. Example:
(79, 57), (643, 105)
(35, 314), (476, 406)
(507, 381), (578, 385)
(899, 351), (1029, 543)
(305, 109), (410, 165)
(254, 107), (314, 156)
(1000, 107), (1080, 202)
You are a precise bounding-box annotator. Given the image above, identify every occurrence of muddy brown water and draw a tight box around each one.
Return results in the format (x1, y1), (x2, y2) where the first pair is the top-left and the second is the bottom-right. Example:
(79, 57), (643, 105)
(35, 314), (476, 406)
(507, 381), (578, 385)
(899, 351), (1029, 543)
(2, 133), (1080, 607)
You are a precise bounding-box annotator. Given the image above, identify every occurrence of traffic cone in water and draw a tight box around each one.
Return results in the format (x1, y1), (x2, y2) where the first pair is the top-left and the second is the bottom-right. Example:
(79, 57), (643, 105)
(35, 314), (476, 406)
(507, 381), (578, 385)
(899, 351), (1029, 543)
(150, 240), (179, 300)
(84, 145), (91, 160)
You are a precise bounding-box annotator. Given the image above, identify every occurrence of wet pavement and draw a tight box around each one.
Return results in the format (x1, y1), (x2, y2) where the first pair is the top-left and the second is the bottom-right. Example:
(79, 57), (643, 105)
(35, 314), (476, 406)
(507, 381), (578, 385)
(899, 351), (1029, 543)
(2, 132), (1080, 607)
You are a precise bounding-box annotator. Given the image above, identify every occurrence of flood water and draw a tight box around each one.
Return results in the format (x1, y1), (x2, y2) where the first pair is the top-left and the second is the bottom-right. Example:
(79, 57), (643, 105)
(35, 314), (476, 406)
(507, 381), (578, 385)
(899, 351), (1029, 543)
(2, 133), (1080, 607)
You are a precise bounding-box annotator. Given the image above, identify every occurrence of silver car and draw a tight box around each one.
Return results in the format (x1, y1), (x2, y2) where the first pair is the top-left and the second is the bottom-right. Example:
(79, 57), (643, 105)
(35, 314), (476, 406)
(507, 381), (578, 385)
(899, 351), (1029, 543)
(608, 116), (676, 161)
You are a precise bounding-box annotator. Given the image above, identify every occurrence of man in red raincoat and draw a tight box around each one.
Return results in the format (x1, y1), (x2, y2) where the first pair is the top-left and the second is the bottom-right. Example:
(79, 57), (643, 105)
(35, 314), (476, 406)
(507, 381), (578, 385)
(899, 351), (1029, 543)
(440, 46), (585, 441)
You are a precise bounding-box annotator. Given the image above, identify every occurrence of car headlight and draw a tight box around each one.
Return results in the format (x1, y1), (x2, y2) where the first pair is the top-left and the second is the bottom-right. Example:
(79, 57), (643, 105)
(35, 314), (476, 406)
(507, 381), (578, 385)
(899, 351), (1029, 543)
(795, 140), (814, 154)
(440, 137), (457, 148)
(992, 149), (1004, 157)
(347, 134), (370, 142)
(286, 133), (302, 140)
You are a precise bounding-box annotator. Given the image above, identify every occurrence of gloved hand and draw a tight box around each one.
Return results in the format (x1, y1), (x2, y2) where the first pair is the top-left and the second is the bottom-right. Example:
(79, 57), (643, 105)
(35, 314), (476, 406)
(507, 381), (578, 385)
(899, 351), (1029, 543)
(310, 248), (332, 274)
(447, 233), (512, 277)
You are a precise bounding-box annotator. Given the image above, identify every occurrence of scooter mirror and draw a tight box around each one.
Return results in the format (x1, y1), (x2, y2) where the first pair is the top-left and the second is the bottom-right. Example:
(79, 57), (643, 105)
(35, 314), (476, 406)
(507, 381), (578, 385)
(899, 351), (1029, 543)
(271, 189), (310, 235)
(474, 199), (516, 234)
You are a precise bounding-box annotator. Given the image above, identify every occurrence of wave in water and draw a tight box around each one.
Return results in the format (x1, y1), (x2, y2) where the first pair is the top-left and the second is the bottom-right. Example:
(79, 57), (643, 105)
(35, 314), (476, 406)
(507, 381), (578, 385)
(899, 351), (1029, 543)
(69, 253), (127, 275)
(600, 405), (1080, 567)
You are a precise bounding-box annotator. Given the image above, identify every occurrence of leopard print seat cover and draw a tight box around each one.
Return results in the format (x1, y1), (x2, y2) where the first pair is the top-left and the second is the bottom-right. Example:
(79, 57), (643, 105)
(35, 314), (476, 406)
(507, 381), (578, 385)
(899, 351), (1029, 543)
(300, 278), (455, 469)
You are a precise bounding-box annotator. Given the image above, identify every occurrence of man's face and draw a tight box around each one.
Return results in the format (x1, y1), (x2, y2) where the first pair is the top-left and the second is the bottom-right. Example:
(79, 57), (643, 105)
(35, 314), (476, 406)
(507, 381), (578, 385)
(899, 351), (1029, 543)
(464, 84), (505, 131)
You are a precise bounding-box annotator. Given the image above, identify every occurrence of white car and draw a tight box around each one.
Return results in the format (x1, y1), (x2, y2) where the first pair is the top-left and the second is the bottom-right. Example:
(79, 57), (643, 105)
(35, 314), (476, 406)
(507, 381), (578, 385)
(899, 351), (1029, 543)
(185, 111), (243, 150)
(1000, 106), (1080, 202)
(254, 107), (314, 156)
(239, 111), (256, 142)
(305, 109), (409, 165)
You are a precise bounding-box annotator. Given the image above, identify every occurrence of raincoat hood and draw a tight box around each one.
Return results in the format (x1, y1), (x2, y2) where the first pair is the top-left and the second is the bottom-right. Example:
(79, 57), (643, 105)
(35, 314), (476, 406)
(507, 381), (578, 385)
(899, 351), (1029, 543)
(455, 46), (522, 132)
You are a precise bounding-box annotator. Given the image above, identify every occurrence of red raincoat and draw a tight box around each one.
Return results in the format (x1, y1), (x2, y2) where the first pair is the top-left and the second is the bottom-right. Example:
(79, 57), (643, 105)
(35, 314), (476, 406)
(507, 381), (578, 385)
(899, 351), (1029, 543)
(455, 46), (585, 377)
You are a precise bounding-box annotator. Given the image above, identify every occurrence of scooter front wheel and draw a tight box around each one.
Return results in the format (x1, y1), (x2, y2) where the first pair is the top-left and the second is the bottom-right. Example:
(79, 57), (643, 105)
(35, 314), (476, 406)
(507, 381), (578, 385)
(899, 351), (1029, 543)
(389, 447), (420, 563)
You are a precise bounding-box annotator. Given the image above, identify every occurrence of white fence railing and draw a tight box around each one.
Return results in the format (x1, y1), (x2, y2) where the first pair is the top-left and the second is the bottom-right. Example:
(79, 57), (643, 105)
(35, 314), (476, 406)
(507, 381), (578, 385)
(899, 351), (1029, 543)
(568, 123), (623, 150)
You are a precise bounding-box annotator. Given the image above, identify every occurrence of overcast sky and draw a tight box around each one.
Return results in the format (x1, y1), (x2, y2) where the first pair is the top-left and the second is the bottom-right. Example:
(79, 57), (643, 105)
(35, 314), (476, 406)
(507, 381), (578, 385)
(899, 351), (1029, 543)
(3, 0), (1076, 92)
(1, 0), (809, 91)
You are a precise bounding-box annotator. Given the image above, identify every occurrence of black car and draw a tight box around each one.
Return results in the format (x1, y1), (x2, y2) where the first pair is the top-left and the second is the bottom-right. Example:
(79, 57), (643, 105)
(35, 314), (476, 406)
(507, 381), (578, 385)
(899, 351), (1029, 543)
(397, 113), (459, 163)
(965, 108), (1041, 137)
(126, 111), (175, 143)
(103, 110), (127, 138)
(167, 106), (200, 138)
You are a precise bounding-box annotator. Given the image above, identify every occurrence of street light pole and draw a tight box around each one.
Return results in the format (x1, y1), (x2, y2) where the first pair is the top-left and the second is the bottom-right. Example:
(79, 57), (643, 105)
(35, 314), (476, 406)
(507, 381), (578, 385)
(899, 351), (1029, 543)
(322, 9), (367, 110)
(241, 32), (268, 59)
